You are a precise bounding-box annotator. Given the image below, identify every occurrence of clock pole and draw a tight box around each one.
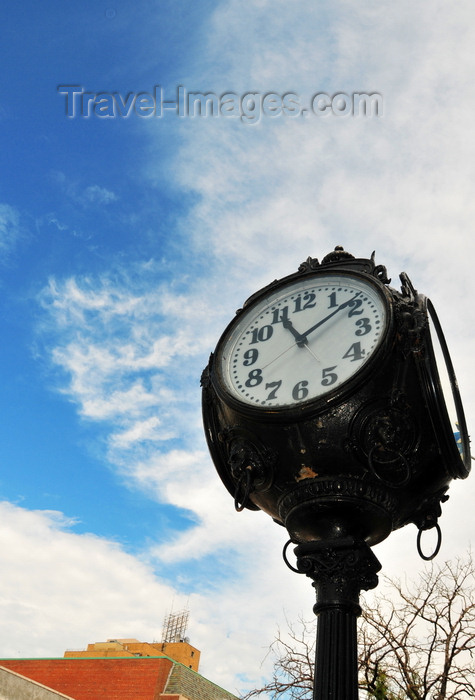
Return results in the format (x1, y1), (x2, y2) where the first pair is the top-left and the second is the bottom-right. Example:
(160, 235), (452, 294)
(290, 539), (380, 700)
(202, 247), (471, 699)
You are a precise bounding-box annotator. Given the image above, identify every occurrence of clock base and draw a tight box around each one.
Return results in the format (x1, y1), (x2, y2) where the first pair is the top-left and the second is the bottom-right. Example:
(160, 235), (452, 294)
(278, 476), (396, 546)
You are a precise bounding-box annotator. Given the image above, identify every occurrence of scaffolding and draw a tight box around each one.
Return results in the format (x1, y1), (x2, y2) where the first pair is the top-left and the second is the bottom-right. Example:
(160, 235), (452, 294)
(161, 608), (189, 643)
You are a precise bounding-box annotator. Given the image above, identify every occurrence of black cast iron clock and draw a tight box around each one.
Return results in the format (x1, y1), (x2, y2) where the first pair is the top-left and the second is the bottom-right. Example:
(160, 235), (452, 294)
(202, 247), (471, 551)
(202, 245), (472, 699)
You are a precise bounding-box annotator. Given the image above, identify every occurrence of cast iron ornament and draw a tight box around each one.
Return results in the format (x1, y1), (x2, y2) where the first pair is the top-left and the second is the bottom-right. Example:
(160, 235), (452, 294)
(202, 247), (471, 556)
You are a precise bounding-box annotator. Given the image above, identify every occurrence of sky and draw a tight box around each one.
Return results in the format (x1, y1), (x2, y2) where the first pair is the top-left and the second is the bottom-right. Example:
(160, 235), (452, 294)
(1, 0), (475, 696)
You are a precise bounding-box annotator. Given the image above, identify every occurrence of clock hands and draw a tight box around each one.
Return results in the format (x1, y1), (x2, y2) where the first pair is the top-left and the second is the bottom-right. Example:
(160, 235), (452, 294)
(281, 293), (363, 349)
(299, 292), (363, 341)
(282, 317), (308, 347)
(262, 291), (363, 372)
(282, 318), (321, 361)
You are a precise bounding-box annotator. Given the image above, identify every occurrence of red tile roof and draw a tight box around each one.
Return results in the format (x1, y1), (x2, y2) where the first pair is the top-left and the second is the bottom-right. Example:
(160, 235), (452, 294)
(0, 657), (173, 700)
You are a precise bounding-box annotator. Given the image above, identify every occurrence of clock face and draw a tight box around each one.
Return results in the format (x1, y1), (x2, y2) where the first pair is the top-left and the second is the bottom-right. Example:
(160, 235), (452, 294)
(218, 272), (388, 408)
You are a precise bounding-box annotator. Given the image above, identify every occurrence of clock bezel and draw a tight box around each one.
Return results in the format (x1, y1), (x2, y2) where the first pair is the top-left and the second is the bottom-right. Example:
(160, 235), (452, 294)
(417, 297), (471, 478)
(211, 268), (395, 420)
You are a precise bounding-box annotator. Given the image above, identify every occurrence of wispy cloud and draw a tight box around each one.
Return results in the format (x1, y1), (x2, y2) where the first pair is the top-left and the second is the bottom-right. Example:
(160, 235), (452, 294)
(36, 264), (219, 502)
(0, 203), (23, 261)
(52, 172), (118, 209)
(170, 1), (475, 282)
(82, 184), (118, 205)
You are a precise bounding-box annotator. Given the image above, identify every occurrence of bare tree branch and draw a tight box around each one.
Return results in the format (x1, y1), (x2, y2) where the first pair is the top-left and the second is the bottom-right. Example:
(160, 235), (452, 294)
(243, 552), (475, 700)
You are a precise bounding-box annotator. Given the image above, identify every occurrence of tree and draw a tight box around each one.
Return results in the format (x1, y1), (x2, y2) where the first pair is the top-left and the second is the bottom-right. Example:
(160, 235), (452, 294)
(244, 615), (314, 700)
(243, 553), (475, 700)
(360, 553), (475, 699)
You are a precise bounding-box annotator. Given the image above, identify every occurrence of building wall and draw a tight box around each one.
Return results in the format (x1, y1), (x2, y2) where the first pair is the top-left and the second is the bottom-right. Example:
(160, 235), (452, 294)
(157, 642), (200, 671)
(64, 639), (200, 672)
(0, 666), (75, 700)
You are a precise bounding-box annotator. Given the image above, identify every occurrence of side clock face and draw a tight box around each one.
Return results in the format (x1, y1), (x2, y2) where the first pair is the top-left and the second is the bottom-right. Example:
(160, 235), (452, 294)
(423, 299), (471, 477)
(217, 272), (388, 409)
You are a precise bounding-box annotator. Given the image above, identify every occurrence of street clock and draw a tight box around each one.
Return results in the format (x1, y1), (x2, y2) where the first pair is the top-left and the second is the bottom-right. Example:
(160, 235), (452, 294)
(202, 247), (470, 550)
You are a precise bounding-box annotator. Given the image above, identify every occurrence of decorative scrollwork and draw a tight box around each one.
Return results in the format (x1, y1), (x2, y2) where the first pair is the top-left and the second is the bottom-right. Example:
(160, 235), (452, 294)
(321, 245), (355, 265)
(234, 468), (253, 512)
(350, 401), (418, 488)
(300, 247), (391, 284)
(200, 362), (211, 390)
(393, 297), (427, 357)
(220, 427), (276, 512)
(371, 251), (391, 284)
(292, 539), (381, 600)
(298, 256), (320, 273)
(368, 445), (411, 487)
(399, 271), (418, 301)
(412, 490), (449, 530)
(373, 265), (390, 285)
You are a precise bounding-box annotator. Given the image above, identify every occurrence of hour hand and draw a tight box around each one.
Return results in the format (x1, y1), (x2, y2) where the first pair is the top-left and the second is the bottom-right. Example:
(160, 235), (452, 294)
(282, 318), (307, 347)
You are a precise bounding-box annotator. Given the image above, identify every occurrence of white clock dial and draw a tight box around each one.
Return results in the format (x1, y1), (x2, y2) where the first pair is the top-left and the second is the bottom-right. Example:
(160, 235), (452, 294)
(219, 273), (387, 408)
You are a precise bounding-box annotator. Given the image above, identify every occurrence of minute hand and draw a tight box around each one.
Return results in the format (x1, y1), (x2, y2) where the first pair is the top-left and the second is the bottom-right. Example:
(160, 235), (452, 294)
(301, 293), (362, 339)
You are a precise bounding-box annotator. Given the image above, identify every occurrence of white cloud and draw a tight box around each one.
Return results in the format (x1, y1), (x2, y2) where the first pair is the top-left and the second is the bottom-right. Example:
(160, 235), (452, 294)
(0, 502), (313, 694)
(37, 270), (213, 440)
(0, 502), (184, 658)
(110, 416), (165, 448)
(168, 0), (475, 285)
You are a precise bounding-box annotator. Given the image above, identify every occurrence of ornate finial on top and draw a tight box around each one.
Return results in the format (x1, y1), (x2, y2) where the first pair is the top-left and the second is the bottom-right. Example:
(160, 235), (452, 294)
(298, 256), (320, 273)
(297, 246), (356, 274)
(321, 246), (355, 265)
(371, 251), (391, 285)
(297, 246), (391, 284)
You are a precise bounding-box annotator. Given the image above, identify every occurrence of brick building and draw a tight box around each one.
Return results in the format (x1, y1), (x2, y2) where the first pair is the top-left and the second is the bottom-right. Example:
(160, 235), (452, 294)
(64, 637), (200, 672)
(0, 646), (238, 700)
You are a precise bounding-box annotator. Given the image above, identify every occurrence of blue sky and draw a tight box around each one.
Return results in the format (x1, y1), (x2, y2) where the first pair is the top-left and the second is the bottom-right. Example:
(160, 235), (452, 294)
(1, 0), (475, 696)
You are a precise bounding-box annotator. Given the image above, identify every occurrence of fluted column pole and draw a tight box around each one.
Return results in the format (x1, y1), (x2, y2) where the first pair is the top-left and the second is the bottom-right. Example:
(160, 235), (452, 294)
(294, 538), (381, 700)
